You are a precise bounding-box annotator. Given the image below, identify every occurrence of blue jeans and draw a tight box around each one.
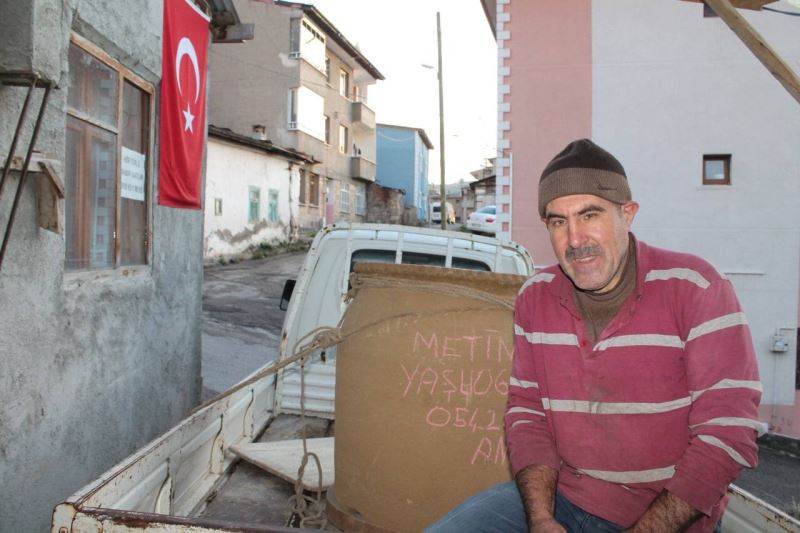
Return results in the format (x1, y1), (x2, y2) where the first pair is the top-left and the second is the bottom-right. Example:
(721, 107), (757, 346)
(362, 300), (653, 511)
(424, 481), (624, 533)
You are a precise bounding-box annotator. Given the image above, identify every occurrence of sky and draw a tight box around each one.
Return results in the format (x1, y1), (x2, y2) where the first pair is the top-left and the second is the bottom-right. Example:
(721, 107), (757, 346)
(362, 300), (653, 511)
(306, 0), (498, 185)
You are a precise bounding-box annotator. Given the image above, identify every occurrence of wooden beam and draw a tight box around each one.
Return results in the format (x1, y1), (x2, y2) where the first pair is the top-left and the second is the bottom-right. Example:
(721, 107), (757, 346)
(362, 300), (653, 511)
(703, 0), (800, 105)
(36, 161), (64, 235)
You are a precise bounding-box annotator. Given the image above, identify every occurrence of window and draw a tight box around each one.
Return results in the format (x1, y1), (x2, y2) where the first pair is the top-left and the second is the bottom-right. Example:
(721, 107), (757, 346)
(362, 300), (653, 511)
(287, 88), (297, 129)
(703, 154), (731, 185)
(324, 115), (331, 145)
(290, 18), (326, 72)
(214, 198), (223, 215)
(350, 250), (490, 272)
(325, 56), (331, 81)
(356, 185), (366, 216)
(249, 187), (260, 222)
(339, 124), (348, 154)
(65, 36), (152, 271)
(268, 189), (279, 222)
(340, 183), (351, 212)
(309, 173), (320, 207)
(287, 86), (325, 141)
(299, 169), (307, 204)
(339, 69), (350, 97)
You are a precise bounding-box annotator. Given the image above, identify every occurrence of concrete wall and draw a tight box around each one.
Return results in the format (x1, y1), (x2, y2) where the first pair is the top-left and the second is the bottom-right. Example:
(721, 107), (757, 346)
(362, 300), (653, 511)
(0, 1), (203, 531)
(208, 0), (296, 149)
(204, 138), (298, 258)
(592, 0), (800, 418)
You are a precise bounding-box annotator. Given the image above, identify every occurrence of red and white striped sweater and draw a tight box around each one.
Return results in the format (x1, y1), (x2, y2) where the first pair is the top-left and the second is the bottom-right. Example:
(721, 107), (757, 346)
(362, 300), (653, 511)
(506, 238), (761, 531)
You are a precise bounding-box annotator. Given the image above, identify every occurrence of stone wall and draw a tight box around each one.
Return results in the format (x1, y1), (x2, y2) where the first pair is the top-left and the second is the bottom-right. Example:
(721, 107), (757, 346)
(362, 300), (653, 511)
(366, 182), (405, 224)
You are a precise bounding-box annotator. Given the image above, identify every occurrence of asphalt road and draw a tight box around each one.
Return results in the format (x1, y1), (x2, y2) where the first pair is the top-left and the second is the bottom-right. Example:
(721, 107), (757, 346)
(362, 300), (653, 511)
(201, 251), (800, 518)
(201, 251), (307, 397)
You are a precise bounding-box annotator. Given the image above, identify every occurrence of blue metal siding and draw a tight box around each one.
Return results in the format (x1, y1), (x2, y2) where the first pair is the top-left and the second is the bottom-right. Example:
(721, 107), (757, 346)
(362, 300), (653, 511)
(376, 125), (429, 221)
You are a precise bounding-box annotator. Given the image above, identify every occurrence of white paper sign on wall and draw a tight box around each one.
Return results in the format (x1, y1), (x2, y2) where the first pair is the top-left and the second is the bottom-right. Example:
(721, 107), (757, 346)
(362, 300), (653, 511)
(121, 147), (146, 202)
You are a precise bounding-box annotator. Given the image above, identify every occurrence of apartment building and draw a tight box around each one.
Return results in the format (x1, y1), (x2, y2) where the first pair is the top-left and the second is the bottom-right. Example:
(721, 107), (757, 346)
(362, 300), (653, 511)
(208, 0), (384, 231)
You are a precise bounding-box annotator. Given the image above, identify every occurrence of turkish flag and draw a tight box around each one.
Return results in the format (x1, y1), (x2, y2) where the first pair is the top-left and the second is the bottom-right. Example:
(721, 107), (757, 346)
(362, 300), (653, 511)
(158, 0), (210, 209)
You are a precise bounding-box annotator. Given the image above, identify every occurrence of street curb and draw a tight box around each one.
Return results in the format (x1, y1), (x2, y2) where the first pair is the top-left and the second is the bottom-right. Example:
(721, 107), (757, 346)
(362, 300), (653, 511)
(759, 432), (800, 457)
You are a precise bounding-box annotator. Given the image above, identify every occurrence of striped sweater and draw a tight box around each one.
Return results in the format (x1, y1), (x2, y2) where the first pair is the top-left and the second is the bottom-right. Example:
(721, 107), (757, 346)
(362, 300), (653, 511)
(506, 238), (761, 531)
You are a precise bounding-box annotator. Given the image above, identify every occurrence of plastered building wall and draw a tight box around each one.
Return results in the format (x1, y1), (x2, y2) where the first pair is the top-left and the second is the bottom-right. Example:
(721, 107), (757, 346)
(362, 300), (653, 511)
(204, 138), (298, 258)
(495, 0), (800, 435)
(591, 0), (800, 425)
(0, 2), (203, 531)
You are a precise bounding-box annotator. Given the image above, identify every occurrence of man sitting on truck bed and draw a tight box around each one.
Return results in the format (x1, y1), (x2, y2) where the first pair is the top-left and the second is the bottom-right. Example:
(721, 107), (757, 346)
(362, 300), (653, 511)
(427, 139), (761, 532)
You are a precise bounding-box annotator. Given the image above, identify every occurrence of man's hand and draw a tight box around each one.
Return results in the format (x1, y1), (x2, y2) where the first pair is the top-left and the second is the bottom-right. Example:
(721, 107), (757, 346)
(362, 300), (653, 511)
(515, 464), (566, 532)
(531, 517), (567, 533)
(626, 490), (701, 532)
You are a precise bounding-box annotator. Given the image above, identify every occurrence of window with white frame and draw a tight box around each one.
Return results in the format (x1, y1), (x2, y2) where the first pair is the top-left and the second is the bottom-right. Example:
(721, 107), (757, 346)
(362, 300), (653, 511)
(290, 18), (326, 73)
(268, 189), (279, 222)
(65, 36), (152, 271)
(338, 124), (348, 154)
(214, 198), (223, 215)
(339, 69), (350, 98)
(356, 184), (365, 216)
(248, 187), (260, 223)
(288, 86), (325, 141)
(340, 182), (351, 213)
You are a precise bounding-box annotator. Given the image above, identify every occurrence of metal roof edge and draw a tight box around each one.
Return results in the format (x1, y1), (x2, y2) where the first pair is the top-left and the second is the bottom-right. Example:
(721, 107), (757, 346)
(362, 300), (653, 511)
(275, 1), (385, 81)
(208, 125), (317, 163)
(377, 123), (435, 150)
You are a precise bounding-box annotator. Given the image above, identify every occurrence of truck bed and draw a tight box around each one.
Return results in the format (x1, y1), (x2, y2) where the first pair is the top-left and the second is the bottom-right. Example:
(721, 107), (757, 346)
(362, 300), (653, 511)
(199, 414), (337, 529)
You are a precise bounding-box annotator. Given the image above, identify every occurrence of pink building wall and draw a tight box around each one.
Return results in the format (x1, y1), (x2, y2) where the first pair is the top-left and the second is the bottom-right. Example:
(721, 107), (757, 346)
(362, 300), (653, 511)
(500, 0), (592, 267)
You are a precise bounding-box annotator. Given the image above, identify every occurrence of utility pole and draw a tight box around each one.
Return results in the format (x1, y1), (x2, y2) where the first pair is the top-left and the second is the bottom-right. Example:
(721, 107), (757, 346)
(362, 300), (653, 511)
(436, 12), (446, 230)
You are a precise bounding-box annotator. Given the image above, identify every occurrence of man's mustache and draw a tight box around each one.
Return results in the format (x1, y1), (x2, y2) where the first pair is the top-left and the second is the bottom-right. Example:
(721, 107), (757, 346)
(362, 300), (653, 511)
(566, 245), (602, 261)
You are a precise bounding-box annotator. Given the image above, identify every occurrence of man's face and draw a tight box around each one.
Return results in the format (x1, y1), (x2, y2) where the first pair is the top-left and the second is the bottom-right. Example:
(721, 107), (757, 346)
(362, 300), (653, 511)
(543, 194), (639, 293)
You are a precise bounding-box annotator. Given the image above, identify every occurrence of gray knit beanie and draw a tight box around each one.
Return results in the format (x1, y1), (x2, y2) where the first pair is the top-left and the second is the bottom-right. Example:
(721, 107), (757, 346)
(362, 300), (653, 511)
(538, 139), (631, 217)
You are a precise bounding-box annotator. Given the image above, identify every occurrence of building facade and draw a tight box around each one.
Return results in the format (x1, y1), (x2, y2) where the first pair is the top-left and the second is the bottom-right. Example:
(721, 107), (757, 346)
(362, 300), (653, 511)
(207, 0), (384, 232)
(204, 126), (312, 259)
(0, 0), (247, 529)
(482, 0), (800, 436)
(376, 123), (433, 223)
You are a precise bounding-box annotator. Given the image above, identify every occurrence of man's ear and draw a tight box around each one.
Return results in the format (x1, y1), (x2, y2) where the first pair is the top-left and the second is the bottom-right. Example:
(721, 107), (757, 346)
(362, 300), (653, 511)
(621, 201), (639, 226)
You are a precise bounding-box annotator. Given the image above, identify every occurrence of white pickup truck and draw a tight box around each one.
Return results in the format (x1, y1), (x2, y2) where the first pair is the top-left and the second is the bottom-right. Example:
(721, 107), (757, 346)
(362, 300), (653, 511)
(51, 223), (799, 533)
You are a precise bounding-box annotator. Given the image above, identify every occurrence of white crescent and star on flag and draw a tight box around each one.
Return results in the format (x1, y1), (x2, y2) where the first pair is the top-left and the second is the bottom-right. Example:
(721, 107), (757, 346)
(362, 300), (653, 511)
(175, 36), (201, 134)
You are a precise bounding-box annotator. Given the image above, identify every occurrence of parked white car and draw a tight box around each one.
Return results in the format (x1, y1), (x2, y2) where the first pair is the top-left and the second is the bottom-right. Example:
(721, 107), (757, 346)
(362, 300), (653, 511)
(467, 205), (499, 235)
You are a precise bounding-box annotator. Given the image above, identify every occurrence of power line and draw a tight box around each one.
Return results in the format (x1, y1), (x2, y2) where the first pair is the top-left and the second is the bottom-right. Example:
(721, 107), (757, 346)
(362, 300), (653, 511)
(762, 6), (800, 16)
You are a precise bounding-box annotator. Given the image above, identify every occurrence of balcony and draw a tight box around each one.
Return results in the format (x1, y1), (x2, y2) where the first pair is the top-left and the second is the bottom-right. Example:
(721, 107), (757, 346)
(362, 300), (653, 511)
(351, 155), (376, 183)
(351, 101), (375, 131)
